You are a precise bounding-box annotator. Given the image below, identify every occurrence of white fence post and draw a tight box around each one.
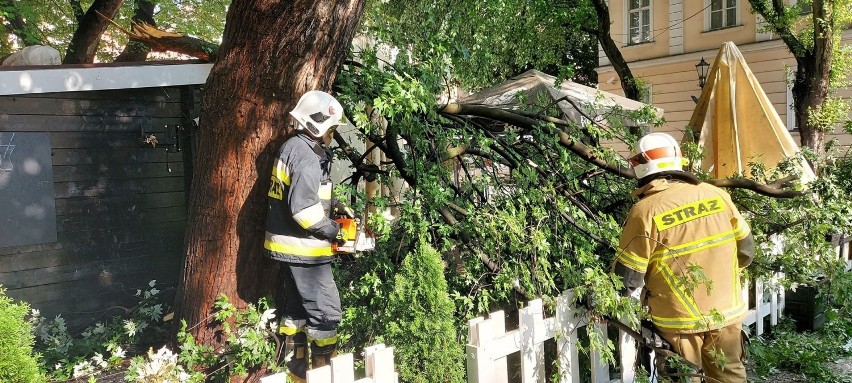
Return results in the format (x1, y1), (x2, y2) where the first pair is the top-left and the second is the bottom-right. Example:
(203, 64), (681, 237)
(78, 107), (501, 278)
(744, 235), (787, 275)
(466, 310), (509, 383)
(589, 321), (610, 383)
(365, 344), (397, 383)
(520, 299), (546, 383)
(264, 344), (396, 383)
(465, 283), (794, 383)
(556, 290), (581, 383)
(754, 278), (764, 336)
(618, 321), (637, 383)
(770, 273), (780, 327)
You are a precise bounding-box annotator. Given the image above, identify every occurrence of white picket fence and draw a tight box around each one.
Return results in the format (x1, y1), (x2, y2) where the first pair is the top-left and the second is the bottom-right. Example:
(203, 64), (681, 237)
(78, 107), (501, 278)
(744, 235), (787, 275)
(261, 343), (398, 383)
(466, 278), (785, 383)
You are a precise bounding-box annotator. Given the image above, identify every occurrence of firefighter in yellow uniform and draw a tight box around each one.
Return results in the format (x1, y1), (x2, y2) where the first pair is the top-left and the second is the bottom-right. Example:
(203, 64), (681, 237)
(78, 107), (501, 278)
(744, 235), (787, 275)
(614, 133), (755, 383)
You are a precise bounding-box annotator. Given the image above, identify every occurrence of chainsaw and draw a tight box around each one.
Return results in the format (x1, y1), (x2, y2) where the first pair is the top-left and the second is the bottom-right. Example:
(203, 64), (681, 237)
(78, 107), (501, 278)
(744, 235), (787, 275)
(332, 217), (376, 253)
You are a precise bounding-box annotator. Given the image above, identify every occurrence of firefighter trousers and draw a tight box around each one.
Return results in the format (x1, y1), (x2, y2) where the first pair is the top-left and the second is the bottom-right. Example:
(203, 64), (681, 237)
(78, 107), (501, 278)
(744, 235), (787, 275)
(278, 262), (342, 344)
(659, 322), (747, 383)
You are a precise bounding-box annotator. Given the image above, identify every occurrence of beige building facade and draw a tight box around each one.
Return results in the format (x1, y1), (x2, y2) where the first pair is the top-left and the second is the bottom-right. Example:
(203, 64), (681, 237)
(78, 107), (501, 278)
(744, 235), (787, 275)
(596, 0), (852, 148)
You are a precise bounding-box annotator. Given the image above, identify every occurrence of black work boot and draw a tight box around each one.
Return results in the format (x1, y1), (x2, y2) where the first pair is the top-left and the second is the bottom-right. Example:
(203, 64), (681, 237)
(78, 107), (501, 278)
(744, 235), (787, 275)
(310, 341), (338, 369)
(284, 332), (308, 383)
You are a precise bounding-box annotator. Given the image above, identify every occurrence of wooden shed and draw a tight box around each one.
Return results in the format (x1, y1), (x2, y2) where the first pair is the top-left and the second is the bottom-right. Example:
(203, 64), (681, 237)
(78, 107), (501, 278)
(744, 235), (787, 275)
(0, 61), (211, 330)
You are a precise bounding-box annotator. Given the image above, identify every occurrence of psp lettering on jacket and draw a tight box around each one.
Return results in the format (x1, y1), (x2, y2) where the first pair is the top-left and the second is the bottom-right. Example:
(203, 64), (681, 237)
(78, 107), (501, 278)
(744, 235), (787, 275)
(653, 196), (726, 231)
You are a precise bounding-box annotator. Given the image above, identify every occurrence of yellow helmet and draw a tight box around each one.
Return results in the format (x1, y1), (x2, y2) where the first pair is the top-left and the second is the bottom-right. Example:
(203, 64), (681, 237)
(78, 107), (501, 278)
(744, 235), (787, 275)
(629, 132), (684, 180)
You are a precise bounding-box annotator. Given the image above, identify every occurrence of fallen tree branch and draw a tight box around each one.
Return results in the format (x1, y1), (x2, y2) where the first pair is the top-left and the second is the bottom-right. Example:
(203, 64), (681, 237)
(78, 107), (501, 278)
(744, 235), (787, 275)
(441, 103), (806, 199)
(96, 11), (219, 61)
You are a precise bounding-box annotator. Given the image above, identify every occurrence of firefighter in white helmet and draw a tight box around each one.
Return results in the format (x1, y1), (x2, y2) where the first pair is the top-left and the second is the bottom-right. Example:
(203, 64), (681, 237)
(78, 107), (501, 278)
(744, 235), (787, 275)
(265, 90), (352, 382)
(613, 132), (755, 382)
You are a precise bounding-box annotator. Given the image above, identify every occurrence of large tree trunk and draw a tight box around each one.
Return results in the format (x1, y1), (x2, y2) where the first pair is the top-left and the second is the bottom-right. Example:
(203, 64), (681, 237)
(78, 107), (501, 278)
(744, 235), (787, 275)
(114, 0), (155, 62)
(796, 0), (834, 160)
(748, 0), (836, 160)
(63, 0), (124, 64)
(587, 0), (643, 136)
(172, 0), (365, 379)
(589, 0), (642, 103)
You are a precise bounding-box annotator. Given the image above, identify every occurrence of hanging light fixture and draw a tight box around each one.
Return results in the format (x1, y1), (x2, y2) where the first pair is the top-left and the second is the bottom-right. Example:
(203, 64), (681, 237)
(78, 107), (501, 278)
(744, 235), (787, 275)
(695, 57), (710, 88)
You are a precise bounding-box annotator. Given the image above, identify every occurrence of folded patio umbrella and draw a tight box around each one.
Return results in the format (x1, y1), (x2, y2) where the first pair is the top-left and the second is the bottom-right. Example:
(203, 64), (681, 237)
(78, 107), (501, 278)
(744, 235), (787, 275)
(685, 41), (815, 184)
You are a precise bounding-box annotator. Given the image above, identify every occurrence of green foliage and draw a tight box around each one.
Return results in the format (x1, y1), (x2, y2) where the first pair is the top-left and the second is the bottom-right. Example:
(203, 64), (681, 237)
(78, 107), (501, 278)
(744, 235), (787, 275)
(729, 153), (852, 286)
(166, 295), (280, 382)
(362, 0), (599, 89)
(34, 280), (168, 381)
(0, 286), (45, 383)
(384, 230), (465, 383)
(749, 320), (852, 383)
(335, 45), (659, 378)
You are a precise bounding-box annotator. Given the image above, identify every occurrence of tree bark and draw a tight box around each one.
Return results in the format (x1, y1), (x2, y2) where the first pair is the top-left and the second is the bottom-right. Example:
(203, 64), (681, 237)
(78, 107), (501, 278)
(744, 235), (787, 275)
(172, 0), (365, 380)
(63, 0), (124, 64)
(109, 21), (220, 62)
(589, 0), (642, 103)
(749, 0), (835, 159)
(795, 0), (833, 160)
(114, 0), (155, 62)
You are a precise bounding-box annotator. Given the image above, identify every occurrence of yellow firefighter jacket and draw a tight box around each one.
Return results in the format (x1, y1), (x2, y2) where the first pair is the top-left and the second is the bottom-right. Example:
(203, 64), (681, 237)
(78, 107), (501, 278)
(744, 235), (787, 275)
(616, 179), (751, 334)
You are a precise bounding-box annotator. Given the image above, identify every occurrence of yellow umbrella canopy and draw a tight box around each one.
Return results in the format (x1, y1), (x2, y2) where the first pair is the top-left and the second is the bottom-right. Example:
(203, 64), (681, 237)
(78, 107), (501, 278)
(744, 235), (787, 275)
(685, 41), (815, 183)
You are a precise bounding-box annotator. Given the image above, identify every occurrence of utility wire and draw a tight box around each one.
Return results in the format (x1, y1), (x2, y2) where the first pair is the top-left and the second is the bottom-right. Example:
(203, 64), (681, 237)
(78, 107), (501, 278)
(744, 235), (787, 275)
(609, 2), (715, 45)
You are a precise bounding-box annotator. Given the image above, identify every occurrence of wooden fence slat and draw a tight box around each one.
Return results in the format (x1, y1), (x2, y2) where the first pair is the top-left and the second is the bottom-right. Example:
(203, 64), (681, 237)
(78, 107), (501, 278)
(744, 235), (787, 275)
(331, 353), (355, 383)
(755, 279), (764, 335)
(466, 316), (486, 383)
(520, 299), (545, 383)
(466, 344), (492, 383)
(618, 327), (637, 382)
(466, 279), (793, 383)
(589, 322), (610, 383)
(373, 347), (398, 383)
(488, 311), (509, 383)
(556, 291), (581, 383)
(268, 347), (394, 383)
(364, 344), (385, 379)
(307, 366), (333, 382)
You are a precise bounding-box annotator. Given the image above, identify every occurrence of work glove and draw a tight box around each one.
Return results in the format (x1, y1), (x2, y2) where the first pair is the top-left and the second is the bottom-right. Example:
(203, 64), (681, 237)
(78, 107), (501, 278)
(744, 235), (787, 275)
(334, 228), (348, 246)
(332, 200), (355, 219)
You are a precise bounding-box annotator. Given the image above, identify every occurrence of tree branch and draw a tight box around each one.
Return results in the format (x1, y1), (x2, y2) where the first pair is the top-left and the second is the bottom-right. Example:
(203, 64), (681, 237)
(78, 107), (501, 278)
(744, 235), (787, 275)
(442, 102), (806, 198)
(97, 13), (220, 61)
(63, 0), (124, 64)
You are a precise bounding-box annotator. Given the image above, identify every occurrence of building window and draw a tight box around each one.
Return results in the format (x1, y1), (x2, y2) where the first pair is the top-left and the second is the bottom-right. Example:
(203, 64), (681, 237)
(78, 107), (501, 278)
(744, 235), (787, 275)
(786, 66), (798, 131)
(627, 0), (652, 45)
(790, 0), (813, 15)
(640, 83), (653, 104)
(709, 0), (738, 30)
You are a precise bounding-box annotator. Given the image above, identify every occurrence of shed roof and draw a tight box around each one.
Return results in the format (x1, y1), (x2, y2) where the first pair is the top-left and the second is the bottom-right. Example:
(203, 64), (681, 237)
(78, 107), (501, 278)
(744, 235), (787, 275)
(0, 61), (212, 96)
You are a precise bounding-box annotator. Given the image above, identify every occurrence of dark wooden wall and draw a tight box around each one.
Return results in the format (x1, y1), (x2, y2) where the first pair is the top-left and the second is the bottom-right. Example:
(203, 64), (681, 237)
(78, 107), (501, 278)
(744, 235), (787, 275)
(0, 86), (198, 331)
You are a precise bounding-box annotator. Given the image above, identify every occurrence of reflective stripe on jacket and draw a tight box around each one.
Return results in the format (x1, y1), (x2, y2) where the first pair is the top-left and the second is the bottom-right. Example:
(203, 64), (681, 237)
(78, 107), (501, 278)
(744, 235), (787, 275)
(265, 134), (339, 264)
(616, 179), (751, 334)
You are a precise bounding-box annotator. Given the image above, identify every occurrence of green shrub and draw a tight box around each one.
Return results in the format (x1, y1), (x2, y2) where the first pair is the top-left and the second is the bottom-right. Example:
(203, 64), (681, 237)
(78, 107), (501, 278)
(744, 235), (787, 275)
(383, 237), (465, 383)
(0, 286), (45, 383)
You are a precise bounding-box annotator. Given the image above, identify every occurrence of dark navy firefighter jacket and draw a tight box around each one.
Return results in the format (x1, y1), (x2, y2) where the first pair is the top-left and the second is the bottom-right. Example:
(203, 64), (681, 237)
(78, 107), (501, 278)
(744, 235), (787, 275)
(265, 133), (340, 264)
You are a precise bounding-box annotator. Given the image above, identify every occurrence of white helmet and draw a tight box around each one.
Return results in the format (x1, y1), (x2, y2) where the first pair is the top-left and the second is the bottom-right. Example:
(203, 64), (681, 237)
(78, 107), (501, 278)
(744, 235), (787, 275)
(289, 90), (346, 137)
(629, 132), (684, 180)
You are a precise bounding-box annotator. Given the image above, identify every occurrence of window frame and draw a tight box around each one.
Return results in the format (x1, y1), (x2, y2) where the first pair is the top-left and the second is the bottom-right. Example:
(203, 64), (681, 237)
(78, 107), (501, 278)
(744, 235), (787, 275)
(704, 0), (740, 31)
(625, 0), (653, 46)
(786, 66), (798, 132)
